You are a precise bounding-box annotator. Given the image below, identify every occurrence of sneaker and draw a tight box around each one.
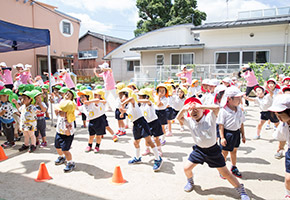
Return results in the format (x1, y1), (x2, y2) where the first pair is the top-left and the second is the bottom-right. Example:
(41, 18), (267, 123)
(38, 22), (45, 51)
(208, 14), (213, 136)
(64, 162), (75, 173)
(125, 125), (129, 129)
(18, 144), (29, 152)
(1, 141), (8, 147)
(235, 184), (250, 200)
(85, 146), (92, 152)
(180, 127), (185, 132)
(128, 157), (141, 164)
(142, 148), (151, 156)
(81, 125), (87, 128)
(112, 135), (118, 142)
(265, 124), (270, 130)
(118, 131), (126, 136)
(184, 181), (194, 192)
(94, 147), (99, 153)
(274, 151), (284, 159)
(29, 145), (36, 153)
(219, 173), (226, 179)
(14, 137), (21, 142)
(40, 142), (47, 148)
(285, 195), (290, 199)
(153, 156), (163, 172)
(45, 117), (50, 120)
(115, 130), (121, 136)
(274, 126), (277, 131)
(161, 139), (166, 146)
(1, 141), (15, 148)
(166, 131), (173, 137)
(18, 132), (23, 137)
(55, 156), (66, 165)
(231, 166), (242, 178)
(36, 141), (40, 146)
(253, 135), (260, 140)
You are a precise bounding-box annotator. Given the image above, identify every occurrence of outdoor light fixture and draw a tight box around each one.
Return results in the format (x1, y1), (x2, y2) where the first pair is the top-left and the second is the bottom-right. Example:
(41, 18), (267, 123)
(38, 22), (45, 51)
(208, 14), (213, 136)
(250, 33), (254, 37)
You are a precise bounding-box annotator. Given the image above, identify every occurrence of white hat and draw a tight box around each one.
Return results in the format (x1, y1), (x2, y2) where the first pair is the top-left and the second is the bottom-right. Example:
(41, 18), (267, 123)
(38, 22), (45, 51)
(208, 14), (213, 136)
(99, 62), (109, 69)
(220, 86), (245, 107)
(25, 64), (32, 68)
(279, 74), (286, 79)
(202, 79), (210, 85)
(267, 78), (277, 85)
(232, 77), (237, 80)
(214, 84), (227, 94)
(268, 94), (290, 112)
(208, 79), (217, 86)
(241, 64), (249, 69)
(0, 62), (7, 67)
(222, 77), (232, 83)
(181, 65), (187, 70)
(13, 63), (24, 69)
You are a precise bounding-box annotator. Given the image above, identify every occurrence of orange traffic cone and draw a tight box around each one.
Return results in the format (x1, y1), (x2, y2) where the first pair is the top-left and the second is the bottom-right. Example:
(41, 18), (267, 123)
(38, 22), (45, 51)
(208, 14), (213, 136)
(112, 166), (126, 184)
(0, 146), (8, 161)
(35, 162), (52, 182)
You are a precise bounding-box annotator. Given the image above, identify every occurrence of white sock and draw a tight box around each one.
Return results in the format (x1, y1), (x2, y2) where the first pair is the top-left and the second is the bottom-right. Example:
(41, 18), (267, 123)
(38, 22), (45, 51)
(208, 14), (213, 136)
(136, 148), (140, 158)
(157, 146), (162, 151)
(121, 128), (125, 132)
(152, 147), (159, 160)
(119, 128), (122, 131)
(162, 135), (166, 141)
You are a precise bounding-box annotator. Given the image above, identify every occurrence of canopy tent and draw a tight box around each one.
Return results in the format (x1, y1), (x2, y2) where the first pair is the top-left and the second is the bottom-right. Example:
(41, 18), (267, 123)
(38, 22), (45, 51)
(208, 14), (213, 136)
(0, 19), (54, 125)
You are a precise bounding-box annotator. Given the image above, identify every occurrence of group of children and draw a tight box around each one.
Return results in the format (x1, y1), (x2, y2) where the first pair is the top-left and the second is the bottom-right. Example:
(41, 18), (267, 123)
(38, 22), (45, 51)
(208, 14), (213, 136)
(3, 62), (290, 199)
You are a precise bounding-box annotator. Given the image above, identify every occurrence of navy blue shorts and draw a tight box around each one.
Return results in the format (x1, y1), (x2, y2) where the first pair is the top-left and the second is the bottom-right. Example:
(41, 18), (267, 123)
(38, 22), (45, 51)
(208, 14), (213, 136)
(148, 119), (163, 137)
(286, 148), (290, 173)
(35, 118), (46, 138)
(115, 108), (127, 120)
(220, 129), (241, 151)
(166, 107), (175, 120)
(54, 133), (74, 151)
(216, 124), (220, 138)
(133, 117), (150, 140)
(155, 109), (168, 125)
(88, 115), (106, 136)
(171, 109), (179, 120)
(82, 113), (87, 121)
(260, 111), (279, 123)
(188, 143), (226, 168)
(101, 114), (109, 127)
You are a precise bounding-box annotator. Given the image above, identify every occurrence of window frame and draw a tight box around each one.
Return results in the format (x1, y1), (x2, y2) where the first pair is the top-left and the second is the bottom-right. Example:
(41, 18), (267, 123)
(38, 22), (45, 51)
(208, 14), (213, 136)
(170, 52), (195, 65)
(156, 54), (164, 66)
(78, 50), (98, 60)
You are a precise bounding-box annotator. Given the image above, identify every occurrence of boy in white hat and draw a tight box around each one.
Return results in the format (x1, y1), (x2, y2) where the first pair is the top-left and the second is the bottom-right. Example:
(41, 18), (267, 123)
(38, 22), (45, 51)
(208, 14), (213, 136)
(217, 86), (246, 178)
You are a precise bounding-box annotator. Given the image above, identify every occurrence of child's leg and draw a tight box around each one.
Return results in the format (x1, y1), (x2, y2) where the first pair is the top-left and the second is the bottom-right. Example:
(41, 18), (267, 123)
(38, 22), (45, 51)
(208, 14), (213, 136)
(88, 135), (95, 145)
(144, 136), (160, 160)
(278, 141), (287, 152)
(106, 126), (114, 135)
(56, 148), (64, 156)
(285, 172), (290, 193)
(256, 120), (266, 137)
(274, 122), (280, 128)
(222, 150), (229, 160)
(133, 139), (141, 159)
(166, 120), (172, 136)
(96, 135), (102, 146)
(142, 140), (151, 156)
(3, 123), (14, 143)
(184, 160), (198, 179)
(28, 131), (36, 146)
(63, 151), (72, 161)
(23, 131), (30, 146)
(218, 166), (240, 187)
(230, 148), (238, 166)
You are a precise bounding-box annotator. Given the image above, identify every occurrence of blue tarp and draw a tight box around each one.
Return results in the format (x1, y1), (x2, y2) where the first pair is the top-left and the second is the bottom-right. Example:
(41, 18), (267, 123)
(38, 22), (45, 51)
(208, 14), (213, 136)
(0, 20), (50, 53)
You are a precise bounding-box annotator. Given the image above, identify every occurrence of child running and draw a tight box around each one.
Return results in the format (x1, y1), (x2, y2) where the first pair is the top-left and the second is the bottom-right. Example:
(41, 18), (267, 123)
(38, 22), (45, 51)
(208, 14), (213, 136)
(176, 97), (250, 200)
(119, 88), (163, 172)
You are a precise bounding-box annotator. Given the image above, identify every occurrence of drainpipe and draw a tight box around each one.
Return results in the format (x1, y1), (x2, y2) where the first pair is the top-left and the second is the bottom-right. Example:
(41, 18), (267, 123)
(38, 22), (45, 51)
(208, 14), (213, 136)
(103, 35), (106, 58)
(284, 24), (289, 64)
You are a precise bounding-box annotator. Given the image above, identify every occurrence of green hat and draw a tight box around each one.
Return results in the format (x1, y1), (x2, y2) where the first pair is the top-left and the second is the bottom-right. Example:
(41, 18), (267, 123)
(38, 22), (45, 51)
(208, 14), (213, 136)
(22, 91), (35, 104)
(9, 93), (18, 108)
(31, 89), (42, 98)
(95, 84), (103, 89)
(70, 90), (77, 99)
(18, 84), (26, 94)
(24, 84), (34, 92)
(0, 88), (13, 96)
(80, 85), (87, 91)
(76, 83), (82, 91)
(42, 84), (49, 90)
(53, 85), (61, 90)
(59, 87), (69, 94)
(34, 86), (42, 92)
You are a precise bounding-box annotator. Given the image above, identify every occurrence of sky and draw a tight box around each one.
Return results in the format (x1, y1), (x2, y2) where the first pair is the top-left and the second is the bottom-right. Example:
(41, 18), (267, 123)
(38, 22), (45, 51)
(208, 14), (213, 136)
(38, 0), (289, 40)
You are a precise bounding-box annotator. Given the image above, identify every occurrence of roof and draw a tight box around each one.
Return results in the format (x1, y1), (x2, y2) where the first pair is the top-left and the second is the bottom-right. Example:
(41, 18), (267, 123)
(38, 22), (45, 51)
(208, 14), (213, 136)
(80, 31), (127, 44)
(191, 15), (290, 31)
(130, 44), (204, 51)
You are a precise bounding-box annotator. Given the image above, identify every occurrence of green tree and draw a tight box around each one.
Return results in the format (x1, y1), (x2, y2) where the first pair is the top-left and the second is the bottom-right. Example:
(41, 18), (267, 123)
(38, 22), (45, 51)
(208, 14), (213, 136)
(134, 0), (206, 36)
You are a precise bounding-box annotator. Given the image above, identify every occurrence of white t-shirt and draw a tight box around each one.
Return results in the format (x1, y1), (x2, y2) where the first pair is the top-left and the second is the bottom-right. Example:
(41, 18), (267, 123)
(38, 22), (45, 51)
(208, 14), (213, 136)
(78, 103), (104, 120)
(254, 94), (273, 112)
(203, 92), (215, 105)
(172, 96), (185, 111)
(19, 104), (37, 131)
(273, 122), (290, 147)
(139, 102), (158, 123)
(217, 105), (245, 131)
(56, 116), (75, 135)
(154, 96), (168, 110)
(199, 92), (209, 104)
(183, 111), (217, 148)
(127, 101), (143, 122)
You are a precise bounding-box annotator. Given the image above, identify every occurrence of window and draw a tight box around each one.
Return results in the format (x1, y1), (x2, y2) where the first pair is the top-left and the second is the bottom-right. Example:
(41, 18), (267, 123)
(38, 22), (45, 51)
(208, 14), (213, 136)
(215, 52), (240, 69)
(170, 53), (194, 65)
(78, 50), (98, 59)
(63, 22), (71, 34)
(127, 60), (140, 71)
(242, 51), (269, 64)
(156, 54), (164, 66)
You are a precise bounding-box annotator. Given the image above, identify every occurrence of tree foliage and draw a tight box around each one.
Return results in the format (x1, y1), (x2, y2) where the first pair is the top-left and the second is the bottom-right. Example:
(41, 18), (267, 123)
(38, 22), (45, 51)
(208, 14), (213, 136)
(134, 0), (206, 36)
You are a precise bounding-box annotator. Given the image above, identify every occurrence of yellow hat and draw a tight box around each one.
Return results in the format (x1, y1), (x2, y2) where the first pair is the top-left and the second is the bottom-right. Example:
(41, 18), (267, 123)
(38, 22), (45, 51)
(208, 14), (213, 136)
(119, 87), (137, 101)
(54, 100), (76, 123)
(93, 89), (105, 100)
(156, 83), (169, 97)
(138, 88), (155, 103)
(116, 82), (126, 93)
(179, 86), (188, 95)
(127, 82), (137, 89)
(77, 89), (93, 100)
(165, 84), (173, 96)
(191, 79), (199, 87)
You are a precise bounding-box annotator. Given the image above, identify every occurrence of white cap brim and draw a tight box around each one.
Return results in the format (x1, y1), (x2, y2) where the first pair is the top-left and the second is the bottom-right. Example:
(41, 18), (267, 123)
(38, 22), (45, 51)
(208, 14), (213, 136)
(268, 105), (287, 112)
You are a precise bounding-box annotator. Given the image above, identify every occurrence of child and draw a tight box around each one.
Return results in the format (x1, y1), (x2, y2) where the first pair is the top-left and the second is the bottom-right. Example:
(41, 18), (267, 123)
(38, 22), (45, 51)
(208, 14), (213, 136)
(188, 79), (200, 97)
(119, 88), (163, 172)
(54, 100), (76, 172)
(0, 89), (17, 148)
(76, 87), (90, 128)
(176, 97), (250, 200)
(154, 84), (168, 145)
(172, 86), (187, 131)
(32, 90), (48, 147)
(165, 84), (174, 136)
(115, 82), (127, 134)
(268, 94), (290, 199)
(245, 85), (278, 139)
(13, 91), (39, 153)
(78, 89), (106, 153)
(217, 86), (246, 178)
(138, 88), (163, 156)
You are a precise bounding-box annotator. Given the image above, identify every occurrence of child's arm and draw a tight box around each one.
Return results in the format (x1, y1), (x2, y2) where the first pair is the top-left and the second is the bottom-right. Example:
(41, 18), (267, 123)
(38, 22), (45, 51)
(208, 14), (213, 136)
(94, 68), (103, 77)
(219, 124), (226, 147)
(11, 99), (20, 111)
(121, 97), (135, 107)
(176, 103), (192, 124)
(83, 99), (100, 105)
(241, 123), (246, 144)
(156, 95), (164, 107)
(195, 104), (220, 117)
(137, 99), (151, 106)
(244, 96), (256, 102)
(0, 109), (6, 116)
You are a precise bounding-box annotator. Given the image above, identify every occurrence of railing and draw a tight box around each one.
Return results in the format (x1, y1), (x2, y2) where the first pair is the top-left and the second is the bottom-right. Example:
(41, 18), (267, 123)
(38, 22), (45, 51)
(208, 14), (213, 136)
(238, 6), (290, 20)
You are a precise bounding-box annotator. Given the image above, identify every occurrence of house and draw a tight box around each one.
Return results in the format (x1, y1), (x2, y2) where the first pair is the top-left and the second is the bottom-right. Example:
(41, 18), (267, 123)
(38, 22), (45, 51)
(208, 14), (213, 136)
(0, 0), (80, 78)
(104, 7), (290, 83)
(73, 31), (127, 81)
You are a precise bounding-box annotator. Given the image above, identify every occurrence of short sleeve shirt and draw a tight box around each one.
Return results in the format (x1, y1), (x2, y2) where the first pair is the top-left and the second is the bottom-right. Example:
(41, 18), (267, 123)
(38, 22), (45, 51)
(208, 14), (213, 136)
(154, 96), (168, 110)
(56, 116), (75, 135)
(217, 105), (245, 131)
